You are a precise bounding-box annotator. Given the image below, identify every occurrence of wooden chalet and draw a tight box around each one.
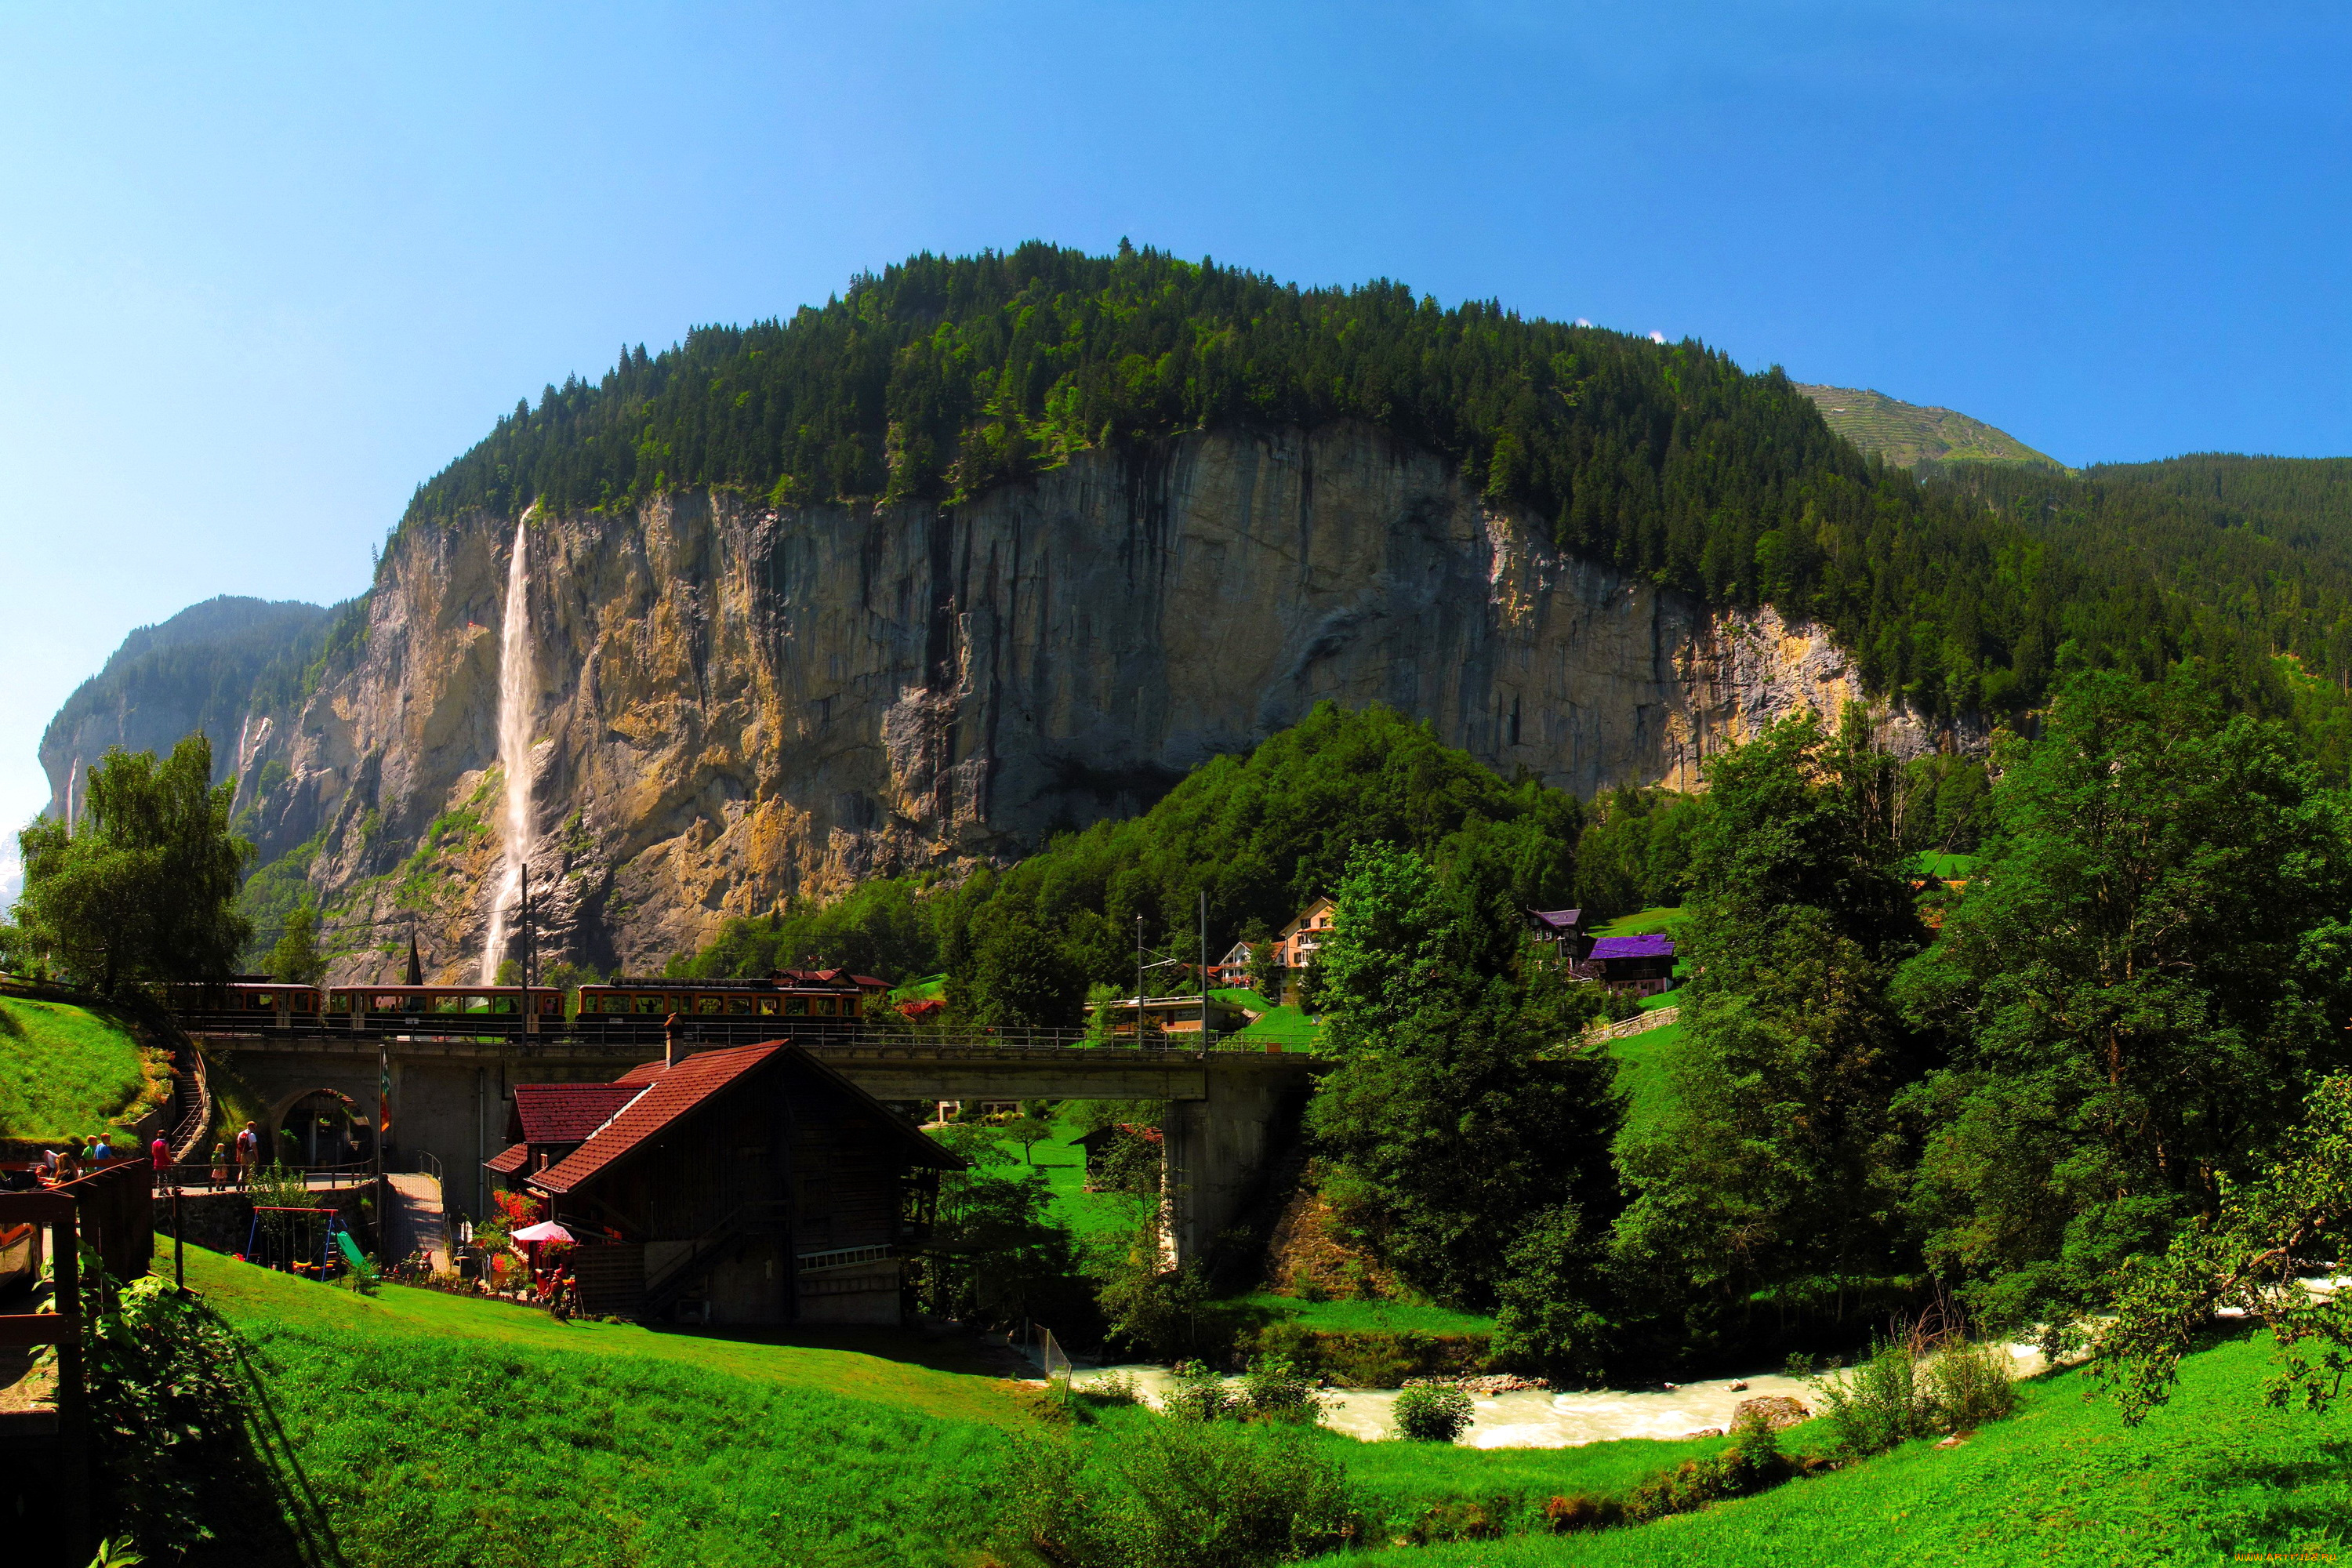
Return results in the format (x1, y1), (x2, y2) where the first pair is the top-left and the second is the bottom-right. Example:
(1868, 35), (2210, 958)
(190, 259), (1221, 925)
(1581, 933), (1678, 998)
(487, 1041), (963, 1327)
(1526, 907), (1589, 960)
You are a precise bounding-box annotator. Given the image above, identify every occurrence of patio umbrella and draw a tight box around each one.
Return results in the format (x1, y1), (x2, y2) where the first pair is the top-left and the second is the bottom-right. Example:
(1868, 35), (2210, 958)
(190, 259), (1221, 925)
(511, 1220), (574, 1243)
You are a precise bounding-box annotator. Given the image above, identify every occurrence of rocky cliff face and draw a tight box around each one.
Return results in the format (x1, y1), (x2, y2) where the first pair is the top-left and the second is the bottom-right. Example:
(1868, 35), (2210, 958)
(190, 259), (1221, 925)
(228, 422), (1966, 982)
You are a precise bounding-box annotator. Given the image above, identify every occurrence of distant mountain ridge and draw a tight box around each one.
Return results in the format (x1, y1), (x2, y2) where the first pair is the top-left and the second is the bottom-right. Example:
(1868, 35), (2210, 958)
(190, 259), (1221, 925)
(1795, 383), (2064, 471)
(38, 596), (328, 818)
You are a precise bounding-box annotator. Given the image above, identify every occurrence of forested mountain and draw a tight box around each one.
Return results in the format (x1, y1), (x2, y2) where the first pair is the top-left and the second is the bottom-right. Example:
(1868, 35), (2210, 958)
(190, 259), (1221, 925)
(38, 596), (328, 818)
(1795, 383), (2063, 471)
(397, 243), (2351, 726)
(28, 242), (2352, 978)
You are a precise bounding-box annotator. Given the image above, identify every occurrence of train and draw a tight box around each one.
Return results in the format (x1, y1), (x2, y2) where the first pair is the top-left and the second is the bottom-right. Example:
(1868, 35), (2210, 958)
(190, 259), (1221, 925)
(171, 970), (889, 1038)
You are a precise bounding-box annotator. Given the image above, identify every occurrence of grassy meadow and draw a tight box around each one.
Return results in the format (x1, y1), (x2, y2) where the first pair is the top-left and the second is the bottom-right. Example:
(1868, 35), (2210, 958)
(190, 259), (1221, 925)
(1387, 1330), (2349, 1566)
(0, 991), (161, 1139)
(187, 1244), (1025, 1566)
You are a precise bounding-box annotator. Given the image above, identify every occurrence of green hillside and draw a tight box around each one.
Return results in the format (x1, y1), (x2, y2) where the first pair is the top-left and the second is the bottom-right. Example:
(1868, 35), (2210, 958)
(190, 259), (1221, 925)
(1399, 1329), (2343, 1565)
(0, 990), (163, 1139)
(1794, 383), (2064, 471)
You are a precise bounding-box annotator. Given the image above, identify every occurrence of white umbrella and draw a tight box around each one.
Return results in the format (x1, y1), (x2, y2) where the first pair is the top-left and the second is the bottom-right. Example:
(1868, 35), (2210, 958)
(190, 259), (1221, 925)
(511, 1220), (573, 1243)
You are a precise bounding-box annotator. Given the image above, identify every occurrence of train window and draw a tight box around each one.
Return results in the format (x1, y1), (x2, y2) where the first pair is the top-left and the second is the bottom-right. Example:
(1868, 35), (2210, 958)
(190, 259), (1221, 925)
(757, 997), (778, 1014)
(814, 998), (834, 1017)
(636, 995), (661, 1015)
(696, 996), (722, 1015)
(844, 998), (859, 1017)
(786, 998), (808, 1017)
(724, 997), (750, 1015)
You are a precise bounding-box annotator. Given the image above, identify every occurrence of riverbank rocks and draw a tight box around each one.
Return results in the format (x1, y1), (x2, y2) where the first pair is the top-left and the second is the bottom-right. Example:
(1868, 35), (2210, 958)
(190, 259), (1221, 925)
(1733, 1394), (1811, 1430)
(1454, 1374), (1554, 1396)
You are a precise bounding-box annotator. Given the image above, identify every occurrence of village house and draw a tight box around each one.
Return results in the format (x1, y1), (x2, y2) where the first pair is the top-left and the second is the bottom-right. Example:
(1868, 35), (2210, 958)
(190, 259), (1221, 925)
(1526, 907), (1589, 963)
(1095, 993), (1253, 1040)
(1268, 897), (1337, 1004)
(488, 1040), (963, 1327)
(1211, 940), (1254, 989)
(1582, 933), (1678, 998)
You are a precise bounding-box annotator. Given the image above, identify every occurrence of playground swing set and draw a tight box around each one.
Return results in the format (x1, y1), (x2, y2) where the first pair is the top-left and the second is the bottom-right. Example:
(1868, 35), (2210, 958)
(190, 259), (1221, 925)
(243, 1205), (368, 1280)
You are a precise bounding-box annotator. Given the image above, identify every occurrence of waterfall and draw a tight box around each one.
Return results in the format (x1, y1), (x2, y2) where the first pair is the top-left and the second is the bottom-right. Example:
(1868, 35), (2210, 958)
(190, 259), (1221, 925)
(478, 521), (536, 985)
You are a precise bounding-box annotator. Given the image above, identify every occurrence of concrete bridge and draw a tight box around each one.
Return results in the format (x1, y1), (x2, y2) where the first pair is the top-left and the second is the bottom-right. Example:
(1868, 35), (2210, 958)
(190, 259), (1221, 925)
(188, 1025), (1321, 1266)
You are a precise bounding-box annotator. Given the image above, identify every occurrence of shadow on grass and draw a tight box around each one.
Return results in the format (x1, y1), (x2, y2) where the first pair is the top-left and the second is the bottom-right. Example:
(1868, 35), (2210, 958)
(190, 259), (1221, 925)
(2190, 1438), (2352, 1557)
(637, 1319), (1033, 1380)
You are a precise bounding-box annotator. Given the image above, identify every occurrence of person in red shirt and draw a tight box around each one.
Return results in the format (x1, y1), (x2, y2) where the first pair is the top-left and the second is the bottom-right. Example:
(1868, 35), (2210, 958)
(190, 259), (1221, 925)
(151, 1134), (172, 1192)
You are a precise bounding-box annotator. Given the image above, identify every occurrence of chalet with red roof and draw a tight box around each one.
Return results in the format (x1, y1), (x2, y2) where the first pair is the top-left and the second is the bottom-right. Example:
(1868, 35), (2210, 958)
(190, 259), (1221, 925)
(486, 1040), (962, 1327)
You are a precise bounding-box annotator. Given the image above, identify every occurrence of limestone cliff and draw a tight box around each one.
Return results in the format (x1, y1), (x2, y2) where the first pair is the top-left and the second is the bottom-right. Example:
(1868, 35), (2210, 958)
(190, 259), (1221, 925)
(227, 422), (1969, 982)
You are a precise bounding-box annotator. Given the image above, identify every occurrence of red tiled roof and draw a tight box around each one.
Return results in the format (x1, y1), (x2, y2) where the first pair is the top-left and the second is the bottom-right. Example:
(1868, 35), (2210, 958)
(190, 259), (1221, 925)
(511, 1083), (643, 1144)
(485, 1141), (530, 1174)
(530, 1044), (786, 1196)
(526, 1041), (966, 1200)
(851, 974), (887, 989)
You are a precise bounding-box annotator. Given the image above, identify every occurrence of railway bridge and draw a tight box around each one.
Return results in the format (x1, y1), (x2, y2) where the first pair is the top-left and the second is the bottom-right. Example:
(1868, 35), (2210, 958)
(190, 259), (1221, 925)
(184, 1021), (1322, 1267)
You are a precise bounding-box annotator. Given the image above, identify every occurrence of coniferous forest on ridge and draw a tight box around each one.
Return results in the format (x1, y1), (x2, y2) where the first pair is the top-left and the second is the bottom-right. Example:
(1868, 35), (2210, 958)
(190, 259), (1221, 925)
(399, 242), (2352, 748)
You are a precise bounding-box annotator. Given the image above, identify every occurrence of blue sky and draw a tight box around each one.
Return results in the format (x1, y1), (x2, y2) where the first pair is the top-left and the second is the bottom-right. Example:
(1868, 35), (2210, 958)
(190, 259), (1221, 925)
(2, 2), (2348, 891)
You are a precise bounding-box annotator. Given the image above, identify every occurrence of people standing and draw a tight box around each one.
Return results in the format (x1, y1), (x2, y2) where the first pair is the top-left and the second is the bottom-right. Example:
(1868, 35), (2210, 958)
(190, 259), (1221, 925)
(234, 1120), (261, 1189)
(151, 1133), (172, 1193)
(209, 1139), (230, 1189)
(90, 1131), (112, 1166)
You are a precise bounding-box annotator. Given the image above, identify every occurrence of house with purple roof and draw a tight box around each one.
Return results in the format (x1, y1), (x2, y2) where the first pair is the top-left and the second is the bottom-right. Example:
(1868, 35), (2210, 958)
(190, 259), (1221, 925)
(1581, 932), (1678, 998)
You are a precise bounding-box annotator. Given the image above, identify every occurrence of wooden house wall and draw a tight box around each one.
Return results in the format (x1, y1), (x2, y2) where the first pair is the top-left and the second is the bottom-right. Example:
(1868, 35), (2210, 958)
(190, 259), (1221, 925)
(779, 1059), (906, 1256)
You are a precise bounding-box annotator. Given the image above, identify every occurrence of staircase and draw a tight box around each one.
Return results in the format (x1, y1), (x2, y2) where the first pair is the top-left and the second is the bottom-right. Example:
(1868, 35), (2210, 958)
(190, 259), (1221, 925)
(384, 1167), (452, 1271)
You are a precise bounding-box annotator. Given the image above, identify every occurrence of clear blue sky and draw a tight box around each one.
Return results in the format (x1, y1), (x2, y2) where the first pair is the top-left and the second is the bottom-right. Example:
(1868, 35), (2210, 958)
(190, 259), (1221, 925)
(3, 2), (2347, 891)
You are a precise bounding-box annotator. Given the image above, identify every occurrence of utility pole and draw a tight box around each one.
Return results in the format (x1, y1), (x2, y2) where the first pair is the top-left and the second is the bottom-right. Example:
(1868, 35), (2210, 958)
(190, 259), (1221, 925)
(1199, 889), (1210, 1049)
(1134, 913), (1145, 1047)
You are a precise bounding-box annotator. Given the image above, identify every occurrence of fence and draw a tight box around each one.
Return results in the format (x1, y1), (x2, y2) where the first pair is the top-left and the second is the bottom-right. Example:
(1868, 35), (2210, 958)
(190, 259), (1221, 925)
(1025, 1319), (1076, 1388)
(1582, 1004), (1681, 1044)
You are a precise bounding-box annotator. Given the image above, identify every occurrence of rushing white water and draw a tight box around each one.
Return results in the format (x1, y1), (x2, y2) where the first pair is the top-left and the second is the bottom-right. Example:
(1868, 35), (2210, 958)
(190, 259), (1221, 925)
(477, 521), (535, 985)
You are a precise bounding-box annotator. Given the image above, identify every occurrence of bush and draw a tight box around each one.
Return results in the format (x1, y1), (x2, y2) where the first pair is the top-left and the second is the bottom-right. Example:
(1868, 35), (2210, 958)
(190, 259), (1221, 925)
(84, 1274), (245, 1556)
(1167, 1359), (1236, 1422)
(996, 1418), (1362, 1567)
(1543, 1492), (1625, 1533)
(1621, 1411), (1790, 1523)
(1392, 1381), (1475, 1443)
(1813, 1330), (2016, 1456)
(1924, 1336), (2018, 1430)
(1240, 1355), (1322, 1425)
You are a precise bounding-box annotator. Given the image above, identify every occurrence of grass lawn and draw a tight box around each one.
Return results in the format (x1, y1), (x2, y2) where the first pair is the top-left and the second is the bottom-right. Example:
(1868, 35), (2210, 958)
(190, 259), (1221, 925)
(1385, 1328), (2350, 1565)
(1592, 907), (1685, 939)
(1212, 985), (1278, 1014)
(183, 1243), (1025, 1566)
(1228, 1291), (1499, 1336)
(1635, 988), (1679, 1012)
(1606, 1021), (1684, 1140)
(890, 972), (946, 1003)
(969, 1110), (1142, 1242)
(0, 991), (161, 1139)
(1232, 1004), (1323, 1050)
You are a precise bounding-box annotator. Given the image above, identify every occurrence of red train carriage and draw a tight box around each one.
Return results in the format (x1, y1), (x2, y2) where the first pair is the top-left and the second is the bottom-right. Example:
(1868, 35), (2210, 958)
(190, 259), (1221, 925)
(574, 973), (868, 1023)
(324, 984), (565, 1033)
(167, 979), (326, 1027)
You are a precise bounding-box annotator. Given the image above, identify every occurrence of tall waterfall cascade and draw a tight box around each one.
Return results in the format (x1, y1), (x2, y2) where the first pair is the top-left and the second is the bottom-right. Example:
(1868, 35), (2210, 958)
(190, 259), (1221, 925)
(477, 521), (536, 985)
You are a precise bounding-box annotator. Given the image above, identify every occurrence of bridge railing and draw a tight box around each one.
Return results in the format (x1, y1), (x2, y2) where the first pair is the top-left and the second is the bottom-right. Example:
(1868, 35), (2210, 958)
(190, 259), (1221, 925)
(172, 1012), (1319, 1057)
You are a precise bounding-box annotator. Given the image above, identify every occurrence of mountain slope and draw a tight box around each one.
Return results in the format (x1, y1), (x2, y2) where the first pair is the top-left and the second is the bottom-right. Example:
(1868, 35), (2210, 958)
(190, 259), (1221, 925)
(1794, 383), (2063, 470)
(32, 244), (2352, 978)
(38, 596), (328, 818)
